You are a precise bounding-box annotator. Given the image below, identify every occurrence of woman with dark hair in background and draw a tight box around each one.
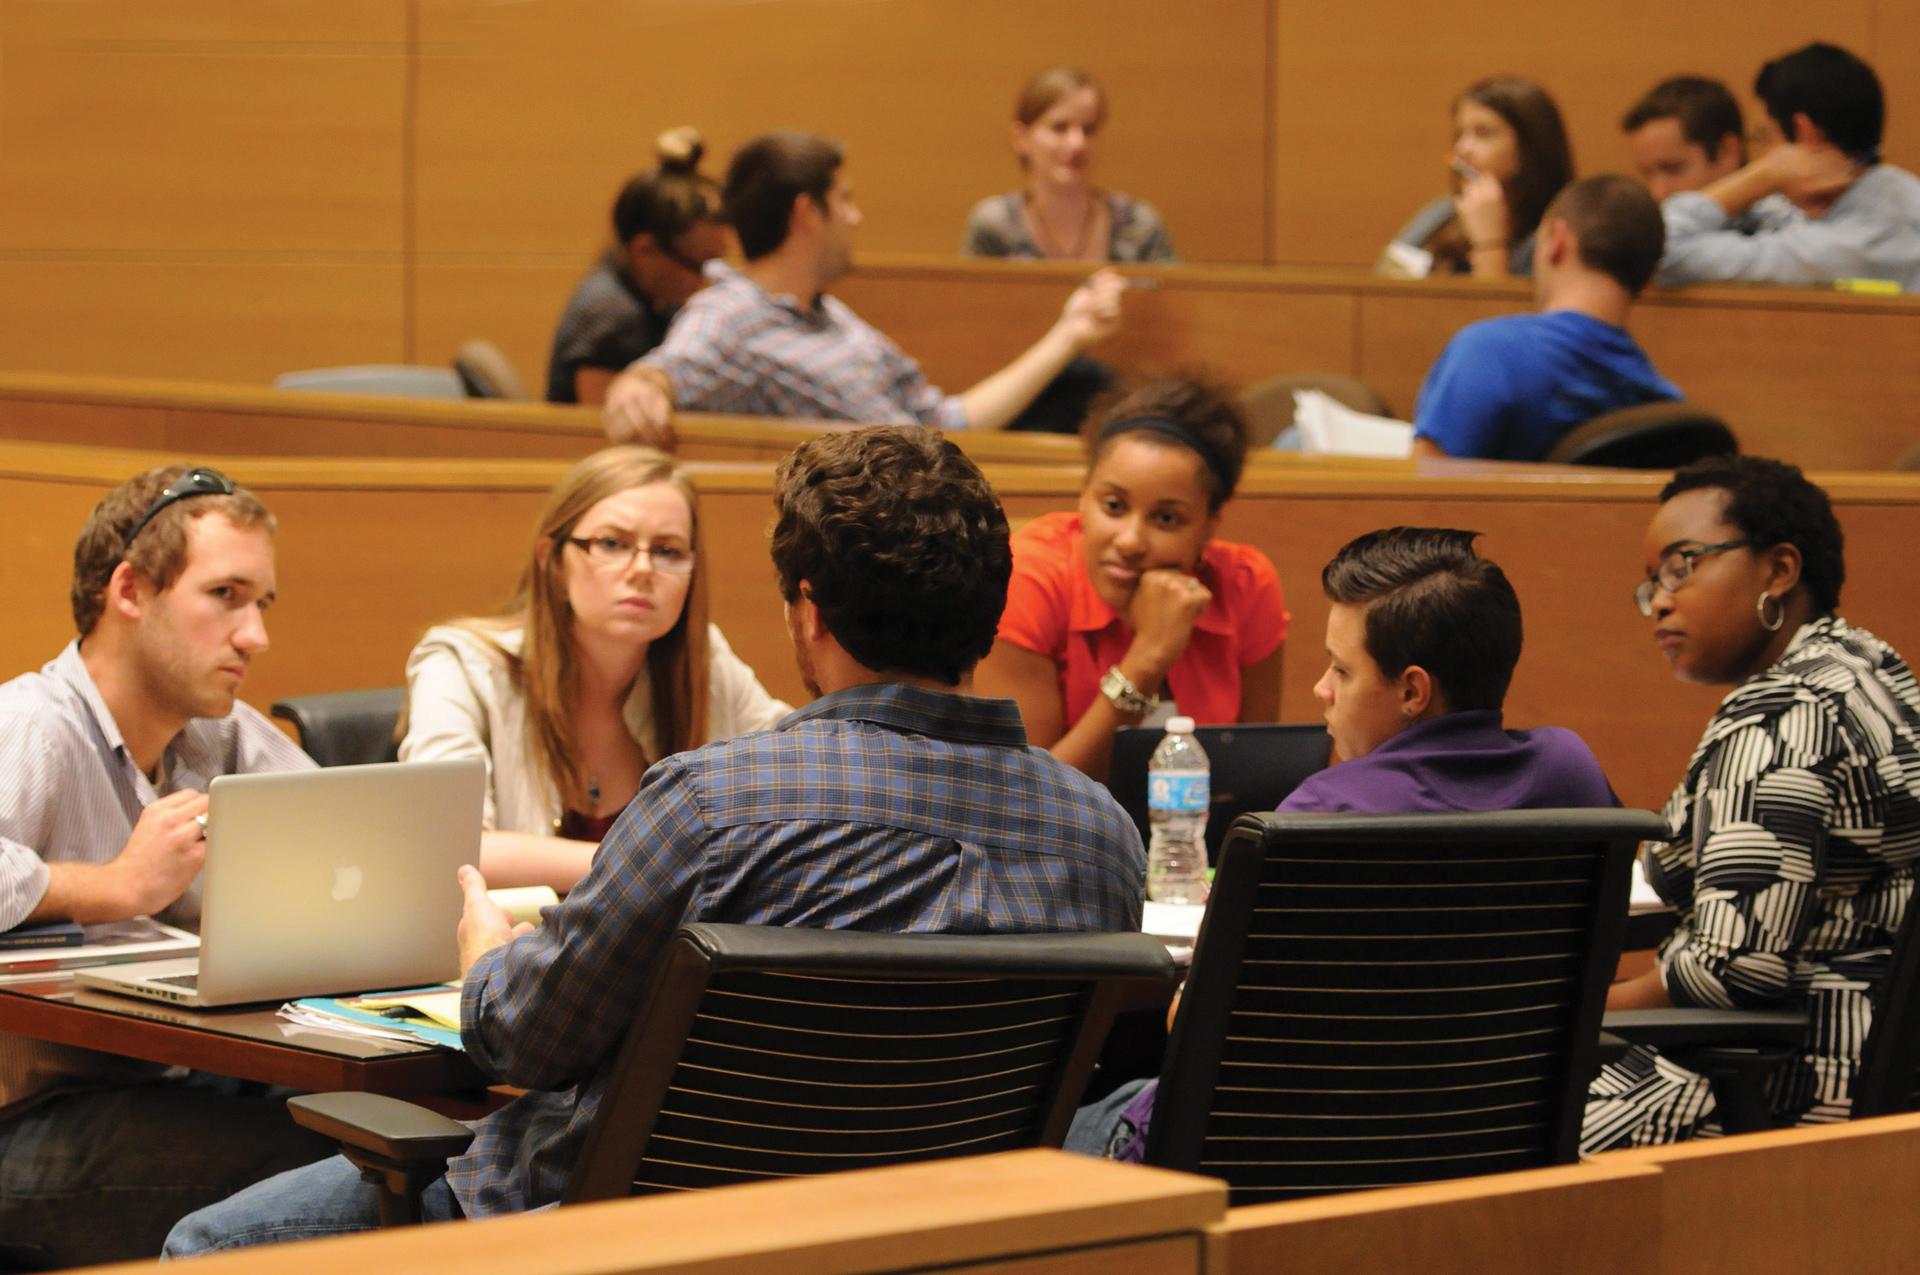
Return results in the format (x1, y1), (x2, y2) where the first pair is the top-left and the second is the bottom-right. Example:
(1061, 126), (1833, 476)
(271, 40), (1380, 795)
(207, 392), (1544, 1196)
(546, 127), (729, 404)
(1383, 77), (1575, 279)
(976, 378), (1287, 780)
(962, 66), (1176, 263)
(1585, 456), (1920, 1149)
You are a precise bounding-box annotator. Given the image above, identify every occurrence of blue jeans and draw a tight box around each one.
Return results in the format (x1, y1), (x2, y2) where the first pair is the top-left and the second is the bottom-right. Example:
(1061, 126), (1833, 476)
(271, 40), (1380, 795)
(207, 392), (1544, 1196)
(163, 1153), (463, 1257)
(1063, 1077), (1153, 1159)
(0, 1077), (335, 1269)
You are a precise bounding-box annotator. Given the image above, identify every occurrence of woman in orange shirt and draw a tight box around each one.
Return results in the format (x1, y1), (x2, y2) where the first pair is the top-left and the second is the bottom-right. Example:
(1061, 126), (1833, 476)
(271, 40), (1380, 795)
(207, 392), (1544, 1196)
(977, 378), (1289, 781)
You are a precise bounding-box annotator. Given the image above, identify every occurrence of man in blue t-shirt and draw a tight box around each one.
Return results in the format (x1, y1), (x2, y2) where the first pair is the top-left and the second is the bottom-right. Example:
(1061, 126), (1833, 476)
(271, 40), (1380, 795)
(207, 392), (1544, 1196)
(1413, 175), (1681, 462)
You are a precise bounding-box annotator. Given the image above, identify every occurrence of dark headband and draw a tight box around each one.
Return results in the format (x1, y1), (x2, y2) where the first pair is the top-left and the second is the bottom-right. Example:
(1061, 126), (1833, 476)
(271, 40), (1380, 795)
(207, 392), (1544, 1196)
(1096, 416), (1234, 498)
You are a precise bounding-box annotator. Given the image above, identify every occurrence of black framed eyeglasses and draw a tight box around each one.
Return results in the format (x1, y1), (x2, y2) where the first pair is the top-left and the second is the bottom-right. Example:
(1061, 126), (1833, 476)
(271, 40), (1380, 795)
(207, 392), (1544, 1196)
(1632, 538), (1754, 616)
(122, 466), (237, 550)
(562, 536), (696, 575)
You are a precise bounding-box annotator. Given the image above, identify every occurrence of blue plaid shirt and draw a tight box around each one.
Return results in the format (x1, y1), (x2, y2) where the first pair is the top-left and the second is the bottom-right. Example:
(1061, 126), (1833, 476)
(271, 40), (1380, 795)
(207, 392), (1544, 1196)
(450, 683), (1144, 1215)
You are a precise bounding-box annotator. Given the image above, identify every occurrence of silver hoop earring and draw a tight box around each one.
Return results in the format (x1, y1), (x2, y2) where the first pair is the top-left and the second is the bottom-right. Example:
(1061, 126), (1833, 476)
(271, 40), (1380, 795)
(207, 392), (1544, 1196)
(1756, 592), (1785, 633)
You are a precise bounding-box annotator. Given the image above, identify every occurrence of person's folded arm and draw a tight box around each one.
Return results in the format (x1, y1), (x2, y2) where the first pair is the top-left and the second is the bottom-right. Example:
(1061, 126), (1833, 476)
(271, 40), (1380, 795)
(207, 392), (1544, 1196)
(460, 755), (707, 1090)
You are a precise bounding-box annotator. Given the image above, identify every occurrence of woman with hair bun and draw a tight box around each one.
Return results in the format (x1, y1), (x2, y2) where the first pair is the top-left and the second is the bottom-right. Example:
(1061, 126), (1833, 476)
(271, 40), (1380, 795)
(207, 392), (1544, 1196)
(546, 127), (729, 404)
(962, 66), (1176, 263)
(977, 378), (1286, 780)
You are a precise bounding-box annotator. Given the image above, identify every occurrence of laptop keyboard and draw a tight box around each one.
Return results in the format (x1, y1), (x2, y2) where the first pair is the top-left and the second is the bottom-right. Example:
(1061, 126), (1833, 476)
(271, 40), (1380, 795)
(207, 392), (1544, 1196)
(152, 973), (200, 989)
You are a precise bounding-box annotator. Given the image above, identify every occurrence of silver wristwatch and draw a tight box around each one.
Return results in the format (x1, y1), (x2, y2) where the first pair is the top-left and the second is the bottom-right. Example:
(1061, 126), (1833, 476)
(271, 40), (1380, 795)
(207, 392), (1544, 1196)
(1099, 665), (1159, 717)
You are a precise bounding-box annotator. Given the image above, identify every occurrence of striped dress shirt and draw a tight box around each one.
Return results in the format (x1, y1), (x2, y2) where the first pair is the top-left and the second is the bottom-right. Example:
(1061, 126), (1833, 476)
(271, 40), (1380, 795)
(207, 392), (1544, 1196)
(451, 683), (1145, 1215)
(0, 642), (313, 1114)
(639, 263), (969, 428)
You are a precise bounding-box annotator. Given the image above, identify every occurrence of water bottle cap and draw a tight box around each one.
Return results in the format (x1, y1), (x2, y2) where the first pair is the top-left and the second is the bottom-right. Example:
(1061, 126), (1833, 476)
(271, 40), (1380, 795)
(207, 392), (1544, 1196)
(1166, 716), (1196, 734)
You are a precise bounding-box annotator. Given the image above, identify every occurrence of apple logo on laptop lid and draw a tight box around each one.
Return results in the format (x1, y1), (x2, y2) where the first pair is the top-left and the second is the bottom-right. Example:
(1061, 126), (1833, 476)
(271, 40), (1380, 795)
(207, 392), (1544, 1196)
(331, 862), (365, 903)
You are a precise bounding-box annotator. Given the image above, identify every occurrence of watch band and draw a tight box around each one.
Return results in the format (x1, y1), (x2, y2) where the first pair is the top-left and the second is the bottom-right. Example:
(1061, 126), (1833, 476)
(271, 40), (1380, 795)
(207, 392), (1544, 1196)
(1100, 665), (1158, 717)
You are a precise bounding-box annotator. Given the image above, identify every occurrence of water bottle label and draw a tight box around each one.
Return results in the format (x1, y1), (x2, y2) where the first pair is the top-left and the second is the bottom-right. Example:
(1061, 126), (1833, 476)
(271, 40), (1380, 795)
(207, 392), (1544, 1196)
(1148, 773), (1209, 814)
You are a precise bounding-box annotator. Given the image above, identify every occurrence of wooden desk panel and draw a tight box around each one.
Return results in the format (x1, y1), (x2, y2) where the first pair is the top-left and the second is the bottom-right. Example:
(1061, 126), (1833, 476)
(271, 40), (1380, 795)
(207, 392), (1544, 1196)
(824, 257), (1920, 472)
(1607, 1112), (1920, 1275)
(83, 1149), (1224, 1275)
(1225, 1160), (1661, 1273)
(4, 445), (1915, 812)
(0, 980), (477, 1096)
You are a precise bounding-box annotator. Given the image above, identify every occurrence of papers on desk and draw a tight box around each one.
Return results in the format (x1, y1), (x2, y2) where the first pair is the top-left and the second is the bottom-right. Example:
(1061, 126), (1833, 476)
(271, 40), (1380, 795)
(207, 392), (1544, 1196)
(1293, 389), (1415, 458)
(1630, 859), (1663, 911)
(0, 918), (197, 981)
(282, 985), (465, 1051)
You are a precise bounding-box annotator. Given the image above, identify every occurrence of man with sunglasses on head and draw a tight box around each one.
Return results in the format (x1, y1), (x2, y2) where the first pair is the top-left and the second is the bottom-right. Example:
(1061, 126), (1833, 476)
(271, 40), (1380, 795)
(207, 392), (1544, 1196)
(0, 465), (330, 1268)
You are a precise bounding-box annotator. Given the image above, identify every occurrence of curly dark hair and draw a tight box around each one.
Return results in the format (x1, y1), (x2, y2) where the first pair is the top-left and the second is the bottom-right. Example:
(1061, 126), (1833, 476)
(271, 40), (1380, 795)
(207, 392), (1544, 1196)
(1321, 527), (1523, 712)
(1082, 377), (1250, 511)
(771, 426), (1011, 685)
(1660, 456), (1845, 613)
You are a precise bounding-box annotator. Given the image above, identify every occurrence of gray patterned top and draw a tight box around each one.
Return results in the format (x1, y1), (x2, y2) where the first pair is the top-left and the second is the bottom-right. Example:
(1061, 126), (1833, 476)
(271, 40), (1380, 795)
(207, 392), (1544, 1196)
(961, 191), (1176, 263)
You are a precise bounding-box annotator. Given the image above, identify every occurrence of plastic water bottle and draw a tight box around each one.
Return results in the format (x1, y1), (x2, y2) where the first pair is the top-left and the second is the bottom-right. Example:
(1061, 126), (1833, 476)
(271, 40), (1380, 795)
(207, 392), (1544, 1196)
(1146, 716), (1210, 904)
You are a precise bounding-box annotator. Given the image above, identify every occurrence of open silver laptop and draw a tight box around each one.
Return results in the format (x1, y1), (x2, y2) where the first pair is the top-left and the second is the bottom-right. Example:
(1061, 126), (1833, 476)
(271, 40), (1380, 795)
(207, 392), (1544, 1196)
(78, 758), (484, 1008)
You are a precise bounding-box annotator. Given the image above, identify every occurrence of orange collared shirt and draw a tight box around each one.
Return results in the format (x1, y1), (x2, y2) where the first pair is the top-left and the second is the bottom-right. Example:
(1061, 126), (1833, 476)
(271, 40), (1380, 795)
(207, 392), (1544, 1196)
(997, 512), (1290, 726)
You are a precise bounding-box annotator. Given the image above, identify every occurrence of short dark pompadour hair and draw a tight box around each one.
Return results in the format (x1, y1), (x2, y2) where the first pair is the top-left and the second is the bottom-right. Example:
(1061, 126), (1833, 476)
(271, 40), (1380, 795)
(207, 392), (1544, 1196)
(1621, 76), (1745, 158)
(770, 426), (1011, 685)
(1754, 42), (1884, 157)
(1321, 527), (1523, 713)
(1660, 455), (1846, 613)
(723, 130), (845, 260)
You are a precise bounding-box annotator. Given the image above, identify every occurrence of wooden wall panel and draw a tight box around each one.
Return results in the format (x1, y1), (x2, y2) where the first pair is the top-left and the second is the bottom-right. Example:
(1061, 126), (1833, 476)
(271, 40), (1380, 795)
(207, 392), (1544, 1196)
(0, 261), (405, 384)
(412, 262), (583, 406)
(0, 2), (408, 378)
(411, 0), (1268, 261)
(1269, 1), (1890, 267)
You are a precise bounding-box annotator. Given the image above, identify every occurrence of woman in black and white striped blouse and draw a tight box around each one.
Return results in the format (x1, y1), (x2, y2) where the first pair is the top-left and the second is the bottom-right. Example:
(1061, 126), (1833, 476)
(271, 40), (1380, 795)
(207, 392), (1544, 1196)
(1584, 455), (1920, 1150)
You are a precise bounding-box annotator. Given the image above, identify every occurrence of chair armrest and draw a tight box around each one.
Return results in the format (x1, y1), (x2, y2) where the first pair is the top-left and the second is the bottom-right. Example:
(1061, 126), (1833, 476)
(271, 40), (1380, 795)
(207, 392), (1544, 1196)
(288, 1092), (475, 1167)
(1602, 1006), (1808, 1050)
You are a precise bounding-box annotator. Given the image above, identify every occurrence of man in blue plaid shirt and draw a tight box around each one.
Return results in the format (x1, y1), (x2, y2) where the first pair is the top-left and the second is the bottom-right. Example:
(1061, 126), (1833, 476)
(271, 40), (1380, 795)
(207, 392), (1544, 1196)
(169, 426), (1146, 1253)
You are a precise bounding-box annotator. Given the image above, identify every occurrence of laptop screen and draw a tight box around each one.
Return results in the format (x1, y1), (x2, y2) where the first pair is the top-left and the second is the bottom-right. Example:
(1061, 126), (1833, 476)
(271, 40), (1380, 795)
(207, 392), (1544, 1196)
(1107, 724), (1331, 862)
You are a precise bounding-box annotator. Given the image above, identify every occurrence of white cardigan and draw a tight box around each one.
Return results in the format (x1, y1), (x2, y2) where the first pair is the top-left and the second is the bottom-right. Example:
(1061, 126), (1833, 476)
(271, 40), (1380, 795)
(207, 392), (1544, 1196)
(398, 623), (793, 834)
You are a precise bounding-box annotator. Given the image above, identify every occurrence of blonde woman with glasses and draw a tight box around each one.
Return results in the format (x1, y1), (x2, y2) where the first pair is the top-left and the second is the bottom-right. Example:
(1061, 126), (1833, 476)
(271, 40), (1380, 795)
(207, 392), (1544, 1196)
(399, 446), (790, 891)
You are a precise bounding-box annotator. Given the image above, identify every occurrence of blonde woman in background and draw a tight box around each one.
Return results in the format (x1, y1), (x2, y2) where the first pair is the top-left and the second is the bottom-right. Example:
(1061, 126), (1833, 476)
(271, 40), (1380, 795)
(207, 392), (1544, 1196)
(962, 66), (1176, 263)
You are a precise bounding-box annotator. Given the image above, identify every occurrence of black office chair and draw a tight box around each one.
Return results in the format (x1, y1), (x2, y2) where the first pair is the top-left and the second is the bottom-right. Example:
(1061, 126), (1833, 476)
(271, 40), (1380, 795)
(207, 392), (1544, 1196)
(1603, 849), (1920, 1133)
(1542, 402), (1737, 469)
(1240, 373), (1394, 449)
(288, 923), (1178, 1224)
(269, 688), (405, 768)
(1147, 808), (1660, 1204)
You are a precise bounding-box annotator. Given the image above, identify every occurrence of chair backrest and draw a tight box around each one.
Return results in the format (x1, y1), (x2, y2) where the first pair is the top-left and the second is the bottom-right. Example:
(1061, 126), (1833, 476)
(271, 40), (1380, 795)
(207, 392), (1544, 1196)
(1240, 373), (1392, 448)
(451, 339), (528, 401)
(270, 688), (406, 768)
(1847, 883), (1920, 1119)
(273, 365), (467, 399)
(562, 923), (1178, 1204)
(1148, 808), (1660, 1204)
(1542, 402), (1737, 469)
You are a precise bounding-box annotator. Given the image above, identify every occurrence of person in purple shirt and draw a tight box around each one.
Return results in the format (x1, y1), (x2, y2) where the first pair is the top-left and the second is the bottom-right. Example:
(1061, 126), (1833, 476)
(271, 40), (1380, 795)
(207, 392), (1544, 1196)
(1067, 526), (1616, 1161)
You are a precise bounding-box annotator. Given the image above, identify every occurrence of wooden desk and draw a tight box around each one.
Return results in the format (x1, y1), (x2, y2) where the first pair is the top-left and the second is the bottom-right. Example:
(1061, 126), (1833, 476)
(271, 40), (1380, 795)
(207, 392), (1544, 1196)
(0, 370), (1087, 467)
(0, 975), (479, 1097)
(834, 255), (1920, 472)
